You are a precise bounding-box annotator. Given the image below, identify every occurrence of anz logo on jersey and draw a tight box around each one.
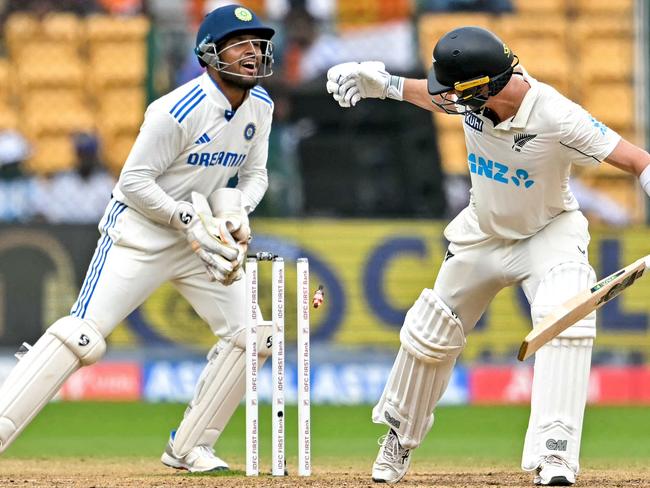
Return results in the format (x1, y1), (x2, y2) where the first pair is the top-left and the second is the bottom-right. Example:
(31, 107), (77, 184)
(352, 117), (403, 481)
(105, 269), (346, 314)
(468, 153), (535, 188)
(187, 151), (247, 168)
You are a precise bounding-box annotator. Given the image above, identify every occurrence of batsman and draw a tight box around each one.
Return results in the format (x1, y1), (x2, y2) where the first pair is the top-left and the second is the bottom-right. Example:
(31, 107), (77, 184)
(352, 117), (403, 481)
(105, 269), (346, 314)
(0, 4), (276, 472)
(327, 27), (650, 485)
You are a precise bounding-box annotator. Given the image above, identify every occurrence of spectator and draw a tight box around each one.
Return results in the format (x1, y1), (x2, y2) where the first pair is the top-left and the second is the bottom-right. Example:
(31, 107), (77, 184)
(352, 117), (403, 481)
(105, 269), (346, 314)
(569, 177), (631, 227)
(32, 133), (115, 224)
(298, 17), (418, 82)
(2, 0), (102, 18)
(418, 0), (513, 14)
(0, 130), (36, 222)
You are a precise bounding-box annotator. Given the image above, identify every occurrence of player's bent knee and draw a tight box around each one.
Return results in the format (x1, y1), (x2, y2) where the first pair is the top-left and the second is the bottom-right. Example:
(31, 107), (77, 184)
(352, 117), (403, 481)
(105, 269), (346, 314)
(532, 262), (597, 339)
(48, 317), (107, 365)
(400, 289), (466, 363)
(230, 324), (273, 358)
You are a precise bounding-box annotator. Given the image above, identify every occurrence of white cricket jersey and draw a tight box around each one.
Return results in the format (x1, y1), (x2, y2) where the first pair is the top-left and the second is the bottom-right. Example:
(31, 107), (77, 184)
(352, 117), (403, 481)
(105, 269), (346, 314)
(445, 67), (621, 243)
(113, 72), (272, 225)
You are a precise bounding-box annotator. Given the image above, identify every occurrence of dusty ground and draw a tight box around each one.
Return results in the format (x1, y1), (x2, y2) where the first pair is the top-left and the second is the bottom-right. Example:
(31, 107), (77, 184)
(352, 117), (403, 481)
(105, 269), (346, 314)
(0, 459), (648, 488)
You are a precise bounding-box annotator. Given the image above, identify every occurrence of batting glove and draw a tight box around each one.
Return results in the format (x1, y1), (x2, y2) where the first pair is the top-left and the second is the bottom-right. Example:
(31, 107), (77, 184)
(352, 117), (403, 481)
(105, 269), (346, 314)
(326, 61), (404, 107)
(326, 62), (360, 107)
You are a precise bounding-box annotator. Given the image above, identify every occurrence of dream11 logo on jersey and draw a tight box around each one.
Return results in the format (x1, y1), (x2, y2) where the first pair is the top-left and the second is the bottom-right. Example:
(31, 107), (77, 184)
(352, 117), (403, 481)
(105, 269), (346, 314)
(468, 152), (535, 188)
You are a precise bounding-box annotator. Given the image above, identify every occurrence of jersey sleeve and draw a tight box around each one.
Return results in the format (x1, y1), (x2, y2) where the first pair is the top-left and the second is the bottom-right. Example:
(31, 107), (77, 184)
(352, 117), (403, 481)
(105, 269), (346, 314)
(117, 105), (187, 225)
(236, 111), (271, 213)
(558, 101), (621, 167)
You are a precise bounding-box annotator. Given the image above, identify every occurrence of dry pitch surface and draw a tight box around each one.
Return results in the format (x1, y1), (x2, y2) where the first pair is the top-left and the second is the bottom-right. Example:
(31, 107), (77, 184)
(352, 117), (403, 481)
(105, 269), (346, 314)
(0, 459), (648, 488)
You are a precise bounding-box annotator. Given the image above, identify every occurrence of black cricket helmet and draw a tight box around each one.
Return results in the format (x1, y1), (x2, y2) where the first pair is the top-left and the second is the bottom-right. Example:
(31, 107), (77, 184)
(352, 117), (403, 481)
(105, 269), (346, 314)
(427, 26), (518, 114)
(195, 4), (275, 78)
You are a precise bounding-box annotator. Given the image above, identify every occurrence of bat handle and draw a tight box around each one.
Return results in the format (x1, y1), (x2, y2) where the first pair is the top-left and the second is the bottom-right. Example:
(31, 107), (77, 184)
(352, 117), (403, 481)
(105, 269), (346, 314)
(517, 342), (529, 362)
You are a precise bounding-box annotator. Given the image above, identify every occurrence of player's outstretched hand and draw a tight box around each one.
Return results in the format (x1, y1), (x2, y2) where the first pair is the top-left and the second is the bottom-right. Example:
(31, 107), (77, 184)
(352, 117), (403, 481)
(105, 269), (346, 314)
(326, 61), (404, 108)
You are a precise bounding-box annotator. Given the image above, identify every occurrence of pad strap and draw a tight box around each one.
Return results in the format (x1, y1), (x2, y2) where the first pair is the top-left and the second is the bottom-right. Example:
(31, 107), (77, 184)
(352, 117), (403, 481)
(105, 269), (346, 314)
(400, 289), (465, 363)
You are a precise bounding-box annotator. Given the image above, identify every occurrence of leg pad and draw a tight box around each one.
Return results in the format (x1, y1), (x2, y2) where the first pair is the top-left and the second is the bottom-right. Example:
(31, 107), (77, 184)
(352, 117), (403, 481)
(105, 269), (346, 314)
(0, 317), (105, 453)
(523, 262), (596, 474)
(373, 289), (465, 448)
(172, 325), (272, 457)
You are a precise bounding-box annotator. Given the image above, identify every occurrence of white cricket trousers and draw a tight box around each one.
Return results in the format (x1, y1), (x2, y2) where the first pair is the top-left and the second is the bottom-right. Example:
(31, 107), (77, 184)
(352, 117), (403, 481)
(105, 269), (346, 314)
(436, 209), (595, 472)
(434, 210), (592, 331)
(70, 199), (245, 339)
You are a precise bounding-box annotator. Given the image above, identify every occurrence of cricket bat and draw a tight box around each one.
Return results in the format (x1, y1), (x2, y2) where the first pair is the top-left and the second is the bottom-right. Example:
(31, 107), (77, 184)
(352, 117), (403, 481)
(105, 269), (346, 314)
(517, 255), (649, 361)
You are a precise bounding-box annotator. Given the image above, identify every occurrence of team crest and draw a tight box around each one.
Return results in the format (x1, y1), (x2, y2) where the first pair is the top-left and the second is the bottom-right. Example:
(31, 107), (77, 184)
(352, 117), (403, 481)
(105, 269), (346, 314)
(244, 122), (256, 140)
(235, 7), (253, 21)
(512, 133), (537, 152)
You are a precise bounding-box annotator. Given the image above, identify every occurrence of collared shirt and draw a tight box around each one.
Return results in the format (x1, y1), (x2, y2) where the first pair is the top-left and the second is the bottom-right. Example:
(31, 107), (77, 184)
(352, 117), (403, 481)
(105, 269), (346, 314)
(113, 72), (273, 225)
(445, 67), (621, 243)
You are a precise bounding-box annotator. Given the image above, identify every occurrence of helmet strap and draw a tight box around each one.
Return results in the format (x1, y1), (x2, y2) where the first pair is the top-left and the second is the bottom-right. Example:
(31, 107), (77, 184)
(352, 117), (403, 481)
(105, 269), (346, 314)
(196, 36), (274, 78)
(487, 55), (519, 96)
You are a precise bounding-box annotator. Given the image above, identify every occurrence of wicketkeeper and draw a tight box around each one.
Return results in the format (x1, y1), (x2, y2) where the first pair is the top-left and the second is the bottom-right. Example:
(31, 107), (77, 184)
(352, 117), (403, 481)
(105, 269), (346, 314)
(0, 4), (276, 473)
(326, 26), (650, 486)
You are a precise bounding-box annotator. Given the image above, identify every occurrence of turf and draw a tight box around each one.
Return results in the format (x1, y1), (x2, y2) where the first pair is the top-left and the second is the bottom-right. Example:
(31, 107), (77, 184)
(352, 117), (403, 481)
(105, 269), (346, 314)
(5, 403), (650, 469)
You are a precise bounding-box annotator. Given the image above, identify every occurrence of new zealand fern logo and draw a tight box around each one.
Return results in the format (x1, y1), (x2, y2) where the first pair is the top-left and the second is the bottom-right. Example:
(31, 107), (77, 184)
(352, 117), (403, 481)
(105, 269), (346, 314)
(512, 133), (537, 152)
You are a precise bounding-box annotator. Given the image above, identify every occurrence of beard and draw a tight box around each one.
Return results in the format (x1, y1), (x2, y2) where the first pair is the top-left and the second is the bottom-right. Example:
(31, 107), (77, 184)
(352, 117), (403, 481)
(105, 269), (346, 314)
(218, 68), (259, 90)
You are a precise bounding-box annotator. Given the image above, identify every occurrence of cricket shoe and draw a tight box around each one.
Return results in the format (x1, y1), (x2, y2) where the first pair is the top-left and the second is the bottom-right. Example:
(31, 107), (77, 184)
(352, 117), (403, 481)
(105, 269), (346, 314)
(534, 455), (576, 486)
(161, 431), (229, 473)
(371, 428), (411, 483)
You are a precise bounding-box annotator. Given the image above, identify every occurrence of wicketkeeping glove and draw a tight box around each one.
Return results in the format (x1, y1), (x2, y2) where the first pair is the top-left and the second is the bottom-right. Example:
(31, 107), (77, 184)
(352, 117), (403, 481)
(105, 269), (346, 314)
(326, 61), (404, 108)
(208, 188), (251, 284)
(170, 194), (239, 284)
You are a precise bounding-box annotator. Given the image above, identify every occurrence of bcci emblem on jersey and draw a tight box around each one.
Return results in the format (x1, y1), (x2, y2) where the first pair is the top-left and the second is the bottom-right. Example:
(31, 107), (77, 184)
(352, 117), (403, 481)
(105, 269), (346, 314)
(244, 122), (256, 140)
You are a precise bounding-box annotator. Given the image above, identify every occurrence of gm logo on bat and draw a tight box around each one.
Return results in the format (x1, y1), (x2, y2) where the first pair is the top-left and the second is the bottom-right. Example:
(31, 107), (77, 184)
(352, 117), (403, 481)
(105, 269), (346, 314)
(595, 269), (645, 306)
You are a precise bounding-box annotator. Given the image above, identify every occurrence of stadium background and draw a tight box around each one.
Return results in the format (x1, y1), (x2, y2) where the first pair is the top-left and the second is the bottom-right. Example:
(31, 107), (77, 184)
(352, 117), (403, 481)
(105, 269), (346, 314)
(0, 0), (648, 411)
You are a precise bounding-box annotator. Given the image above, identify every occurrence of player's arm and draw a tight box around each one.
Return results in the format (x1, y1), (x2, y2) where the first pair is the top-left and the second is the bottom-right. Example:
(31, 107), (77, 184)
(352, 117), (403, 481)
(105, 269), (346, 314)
(200, 116), (270, 285)
(117, 107), (184, 225)
(603, 139), (650, 197)
(326, 61), (445, 113)
(236, 115), (270, 213)
(117, 108), (238, 283)
(402, 78), (445, 112)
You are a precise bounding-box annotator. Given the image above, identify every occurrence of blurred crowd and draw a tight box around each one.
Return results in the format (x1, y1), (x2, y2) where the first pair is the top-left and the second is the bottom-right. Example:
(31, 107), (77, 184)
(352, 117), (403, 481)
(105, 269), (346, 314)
(0, 0), (638, 224)
(0, 130), (114, 223)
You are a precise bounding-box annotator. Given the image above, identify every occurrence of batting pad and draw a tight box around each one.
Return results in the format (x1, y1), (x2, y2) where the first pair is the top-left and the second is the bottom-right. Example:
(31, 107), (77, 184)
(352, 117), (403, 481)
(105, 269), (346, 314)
(172, 325), (272, 457)
(531, 261), (597, 339)
(522, 336), (593, 474)
(0, 317), (106, 453)
(372, 289), (465, 449)
(522, 262), (596, 473)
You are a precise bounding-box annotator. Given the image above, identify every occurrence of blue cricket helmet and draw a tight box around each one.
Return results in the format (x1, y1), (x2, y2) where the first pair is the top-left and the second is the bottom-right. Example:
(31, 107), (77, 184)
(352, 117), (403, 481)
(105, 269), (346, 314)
(195, 5), (275, 68)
